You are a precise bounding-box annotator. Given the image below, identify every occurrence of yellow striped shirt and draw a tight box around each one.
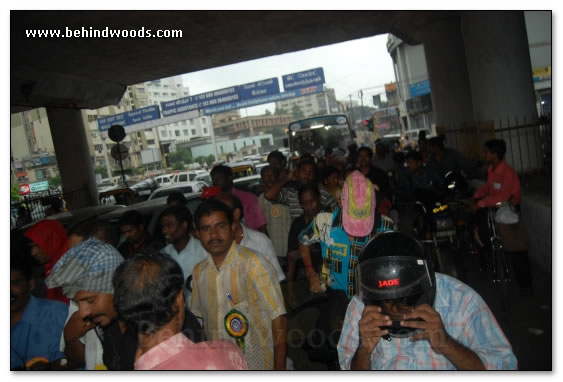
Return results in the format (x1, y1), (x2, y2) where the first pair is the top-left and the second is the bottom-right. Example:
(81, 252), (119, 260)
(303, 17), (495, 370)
(191, 243), (286, 370)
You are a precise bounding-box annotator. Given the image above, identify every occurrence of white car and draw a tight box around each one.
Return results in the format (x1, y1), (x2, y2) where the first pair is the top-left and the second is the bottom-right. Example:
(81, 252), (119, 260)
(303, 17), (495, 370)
(155, 174), (174, 186)
(171, 170), (210, 183)
(148, 182), (208, 200)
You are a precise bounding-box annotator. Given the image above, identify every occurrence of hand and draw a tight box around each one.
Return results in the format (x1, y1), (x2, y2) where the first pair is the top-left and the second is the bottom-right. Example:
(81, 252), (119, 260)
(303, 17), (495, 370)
(64, 311), (94, 341)
(357, 306), (391, 355)
(400, 304), (451, 353)
(308, 273), (324, 294)
(287, 168), (298, 182)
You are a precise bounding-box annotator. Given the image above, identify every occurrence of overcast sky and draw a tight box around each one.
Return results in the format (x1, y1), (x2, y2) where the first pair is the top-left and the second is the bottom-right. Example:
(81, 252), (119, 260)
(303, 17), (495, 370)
(180, 34), (396, 116)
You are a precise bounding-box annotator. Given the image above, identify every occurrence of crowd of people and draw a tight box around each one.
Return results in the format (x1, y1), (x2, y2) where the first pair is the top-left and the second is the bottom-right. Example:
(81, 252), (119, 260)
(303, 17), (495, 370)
(11, 136), (524, 370)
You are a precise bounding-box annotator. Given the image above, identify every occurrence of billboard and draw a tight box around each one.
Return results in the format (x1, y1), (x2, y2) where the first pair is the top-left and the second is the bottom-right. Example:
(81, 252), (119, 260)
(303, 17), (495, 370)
(409, 80), (431, 97)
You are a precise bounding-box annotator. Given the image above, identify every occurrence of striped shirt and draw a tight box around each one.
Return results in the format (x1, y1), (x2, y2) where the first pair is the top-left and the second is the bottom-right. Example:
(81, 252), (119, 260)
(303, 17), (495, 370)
(277, 185), (337, 219)
(191, 243), (286, 370)
(337, 273), (518, 370)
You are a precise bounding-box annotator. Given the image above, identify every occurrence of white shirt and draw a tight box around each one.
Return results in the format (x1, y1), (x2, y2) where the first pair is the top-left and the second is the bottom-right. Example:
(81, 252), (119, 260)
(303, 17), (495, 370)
(59, 301), (105, 370)
(240, 223), (285, 282)
(160, 235), (207, 309)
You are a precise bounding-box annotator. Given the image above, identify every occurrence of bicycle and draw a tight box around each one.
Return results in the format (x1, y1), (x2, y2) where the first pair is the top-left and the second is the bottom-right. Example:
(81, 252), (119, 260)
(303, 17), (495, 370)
(485, 203), (513, 315)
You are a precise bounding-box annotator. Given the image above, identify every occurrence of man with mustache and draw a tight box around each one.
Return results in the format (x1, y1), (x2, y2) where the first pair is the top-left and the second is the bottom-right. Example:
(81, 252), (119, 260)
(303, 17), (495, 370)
(191, 200), (287, 370)
(47, 238), (205, 370)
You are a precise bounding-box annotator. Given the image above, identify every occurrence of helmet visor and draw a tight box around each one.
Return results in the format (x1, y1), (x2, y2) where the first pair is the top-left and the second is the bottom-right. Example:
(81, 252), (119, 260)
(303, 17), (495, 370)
(356, 256), (434, 304)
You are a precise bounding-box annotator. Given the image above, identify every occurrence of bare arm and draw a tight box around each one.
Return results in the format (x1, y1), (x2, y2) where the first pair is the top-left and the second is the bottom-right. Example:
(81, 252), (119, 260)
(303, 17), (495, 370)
(271, 315), (288, 370)
(298, 243), (323, 293)
(264, 169), (296, 201)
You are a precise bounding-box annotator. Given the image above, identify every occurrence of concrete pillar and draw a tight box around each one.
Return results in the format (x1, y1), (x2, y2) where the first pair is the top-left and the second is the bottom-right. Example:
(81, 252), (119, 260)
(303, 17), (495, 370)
(47, 108), (99, 208)
(461, 11), (540, 172)
(420, 17), (474, 128)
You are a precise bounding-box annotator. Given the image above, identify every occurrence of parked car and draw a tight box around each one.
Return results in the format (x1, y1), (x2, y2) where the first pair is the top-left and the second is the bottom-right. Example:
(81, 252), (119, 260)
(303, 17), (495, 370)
(226, 161), (257, 180)
(148, 182), (208, 201)
(154, 174), (174, 187)
(171, 170), (210, 184)
(233, 174), (262, 195)
(97, 192), (202, 245)
(130, 178), (158, 200)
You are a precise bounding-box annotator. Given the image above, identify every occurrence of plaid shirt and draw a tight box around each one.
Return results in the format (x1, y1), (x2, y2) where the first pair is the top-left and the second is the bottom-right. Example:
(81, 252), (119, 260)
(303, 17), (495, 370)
(337, 273), (518, 370)
(298, 208), (378, 298)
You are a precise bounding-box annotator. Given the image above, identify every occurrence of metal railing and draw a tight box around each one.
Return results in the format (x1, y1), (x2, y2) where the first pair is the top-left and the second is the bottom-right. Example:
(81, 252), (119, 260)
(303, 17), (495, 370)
(10, 187), (94, 230)
(436, 113), (552, 178)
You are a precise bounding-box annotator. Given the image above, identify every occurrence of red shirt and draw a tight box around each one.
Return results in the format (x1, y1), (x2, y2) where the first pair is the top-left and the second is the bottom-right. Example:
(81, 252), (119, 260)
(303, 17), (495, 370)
(231, 187), (267, 230)
(474, 160), (521, 208)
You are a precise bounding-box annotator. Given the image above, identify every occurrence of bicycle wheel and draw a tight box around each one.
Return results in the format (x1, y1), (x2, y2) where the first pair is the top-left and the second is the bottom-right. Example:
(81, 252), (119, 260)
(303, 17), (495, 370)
(492, 238), (511, 315)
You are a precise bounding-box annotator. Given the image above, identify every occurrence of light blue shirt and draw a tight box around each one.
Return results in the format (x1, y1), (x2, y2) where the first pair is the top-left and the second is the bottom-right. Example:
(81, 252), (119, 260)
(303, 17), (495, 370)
(161, 235), (207, 309)
(11, 296), (68, 369)
(337, 273), (518, 370)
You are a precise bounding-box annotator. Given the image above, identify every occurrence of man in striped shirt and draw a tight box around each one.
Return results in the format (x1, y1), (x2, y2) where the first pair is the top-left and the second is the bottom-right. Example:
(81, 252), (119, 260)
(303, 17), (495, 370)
(264, 157), (337, 219)
(337, 232), (517, 370)
(191, 200), (287, 370)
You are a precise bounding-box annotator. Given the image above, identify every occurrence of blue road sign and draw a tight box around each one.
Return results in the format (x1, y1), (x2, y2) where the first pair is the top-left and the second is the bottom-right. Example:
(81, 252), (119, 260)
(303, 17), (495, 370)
(409, 80), (431, 97)
(203, 84), (324, 115)
(282, 67), (325, 91)
(238, 78), (280, 101)
(97, 105), (160, 131)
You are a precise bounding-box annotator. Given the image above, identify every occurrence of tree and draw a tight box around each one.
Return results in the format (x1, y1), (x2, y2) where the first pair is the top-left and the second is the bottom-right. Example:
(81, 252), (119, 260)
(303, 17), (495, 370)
(94, 166), (109, 179)
(274, 107), (288, 115)
(11, 184), (20, 201)
(264, 109), (272, 115)
(48, 175), (62, 187)
(172, 162), (185, 171)
(168, 149), (192, 165)
(291, 104), (305, 120)
(206, 154), (216, 166)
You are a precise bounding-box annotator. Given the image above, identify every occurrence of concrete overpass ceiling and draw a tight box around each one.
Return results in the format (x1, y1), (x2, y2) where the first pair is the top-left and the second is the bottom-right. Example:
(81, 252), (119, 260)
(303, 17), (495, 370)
(11, 10), (457, 114)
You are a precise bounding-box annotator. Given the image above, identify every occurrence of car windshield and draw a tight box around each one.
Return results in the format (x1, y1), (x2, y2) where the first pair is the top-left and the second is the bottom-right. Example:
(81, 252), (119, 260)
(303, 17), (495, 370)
(288, 115), (352, 158)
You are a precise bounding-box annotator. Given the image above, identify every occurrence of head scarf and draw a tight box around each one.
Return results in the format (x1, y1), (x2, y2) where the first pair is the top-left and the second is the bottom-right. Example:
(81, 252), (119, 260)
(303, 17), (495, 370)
(24, 219), (68, 275)
(45, 238), (123, 299)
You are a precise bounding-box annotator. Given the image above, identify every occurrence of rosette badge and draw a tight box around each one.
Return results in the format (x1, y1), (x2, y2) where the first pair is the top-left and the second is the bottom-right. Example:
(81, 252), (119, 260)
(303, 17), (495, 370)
(224, 309), (249, 352)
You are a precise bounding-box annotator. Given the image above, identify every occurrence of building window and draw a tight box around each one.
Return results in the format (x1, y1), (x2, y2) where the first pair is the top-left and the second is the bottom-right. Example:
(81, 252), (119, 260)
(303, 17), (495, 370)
(162, 130), (168, 137)
(233, 143), (237, 151)
(183, 129), (188, 136)
(147, 139), (155, 145)
(175, 131), (180, 137)
(253, 139), (255, 145)
(202, 118), (207, 124)
(182, 121), (187, 126)
(189, 120), (194, 125)
(203, 128), (208, 134)
(136, 87), (145, 93)
(191, 129), (196, 135)
(94, 144), (103, 153)
(35, 169), (45, 180)
(137, 132), (142, 138)
(171, 92), (176, 97)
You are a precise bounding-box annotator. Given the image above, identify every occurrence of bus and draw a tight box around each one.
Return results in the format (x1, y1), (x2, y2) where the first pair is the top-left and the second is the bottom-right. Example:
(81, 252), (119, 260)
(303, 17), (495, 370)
(284, 114), (355, 166)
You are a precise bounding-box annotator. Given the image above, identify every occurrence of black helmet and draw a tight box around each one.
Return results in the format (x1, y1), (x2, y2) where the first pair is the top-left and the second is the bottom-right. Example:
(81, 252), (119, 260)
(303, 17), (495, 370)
(356, 232), (436, 338)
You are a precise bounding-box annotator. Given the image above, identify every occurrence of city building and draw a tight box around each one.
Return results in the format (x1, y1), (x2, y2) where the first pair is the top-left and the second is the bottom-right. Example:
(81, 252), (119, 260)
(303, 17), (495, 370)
(386, 11), (551, 136)
(10, 108), (60, 186)
(274, 86), (340, 118)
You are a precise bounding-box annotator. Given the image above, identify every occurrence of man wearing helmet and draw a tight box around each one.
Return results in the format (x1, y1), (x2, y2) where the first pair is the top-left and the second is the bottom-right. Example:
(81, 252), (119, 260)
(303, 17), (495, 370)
(337, 232), (517, 370)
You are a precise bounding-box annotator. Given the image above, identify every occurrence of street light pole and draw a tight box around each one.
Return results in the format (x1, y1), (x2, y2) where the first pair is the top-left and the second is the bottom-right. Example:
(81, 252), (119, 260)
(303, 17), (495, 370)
(359, 90), (364, 120)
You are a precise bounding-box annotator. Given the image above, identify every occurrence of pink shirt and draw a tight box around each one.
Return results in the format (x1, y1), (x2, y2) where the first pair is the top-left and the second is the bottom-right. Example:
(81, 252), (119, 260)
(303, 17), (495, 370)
(134, 333), (248, 370)
(474, 160), (521, 208)
(232, 187), (267, 230)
